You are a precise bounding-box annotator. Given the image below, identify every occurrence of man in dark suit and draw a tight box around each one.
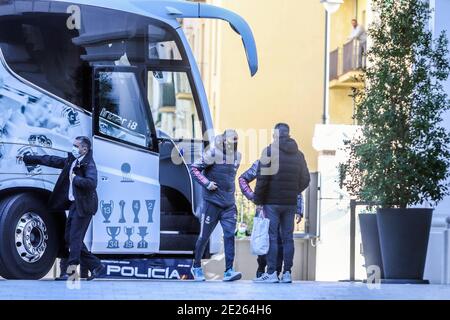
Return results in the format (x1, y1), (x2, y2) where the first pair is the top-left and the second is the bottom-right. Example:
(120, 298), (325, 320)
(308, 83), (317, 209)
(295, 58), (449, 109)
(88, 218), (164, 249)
(18, 136), (104, 281)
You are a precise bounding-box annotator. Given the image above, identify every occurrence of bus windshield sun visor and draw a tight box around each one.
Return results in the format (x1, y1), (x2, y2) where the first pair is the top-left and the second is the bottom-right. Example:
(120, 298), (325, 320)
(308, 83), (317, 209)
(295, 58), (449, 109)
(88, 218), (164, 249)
(131, 0), (259, 77)
(72, 30), (137, 46)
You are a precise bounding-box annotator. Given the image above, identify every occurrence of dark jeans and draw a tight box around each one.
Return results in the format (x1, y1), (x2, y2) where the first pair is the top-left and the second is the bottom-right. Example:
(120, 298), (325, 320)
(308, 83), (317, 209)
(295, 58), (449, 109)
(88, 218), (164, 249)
(64, 203), (101, 273)
(194, 201), (237, 272)
(264, 204), (296, 274)
(257, 228), (283, 274)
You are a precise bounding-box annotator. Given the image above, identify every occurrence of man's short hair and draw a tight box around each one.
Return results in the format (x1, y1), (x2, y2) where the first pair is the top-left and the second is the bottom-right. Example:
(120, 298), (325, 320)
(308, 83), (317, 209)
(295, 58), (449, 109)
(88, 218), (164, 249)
(352, 18), (358, 23)
(274, 123), (290, 137)
(76, 136), (92, 150)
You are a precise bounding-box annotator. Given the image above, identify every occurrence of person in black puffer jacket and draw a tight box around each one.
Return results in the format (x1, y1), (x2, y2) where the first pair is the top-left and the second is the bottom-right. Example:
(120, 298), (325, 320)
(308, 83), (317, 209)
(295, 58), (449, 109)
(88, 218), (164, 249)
(253, 123), (310, 283)
(239, 160), (304, 279)
(190, 129), (242, 282)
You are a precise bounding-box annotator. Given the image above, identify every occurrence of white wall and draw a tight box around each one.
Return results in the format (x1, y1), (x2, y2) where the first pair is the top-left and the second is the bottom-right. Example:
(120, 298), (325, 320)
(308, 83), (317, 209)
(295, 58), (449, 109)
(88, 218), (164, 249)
(312, 125), (365, 281)
(424, 0), (450, 284)
(434, 0), (450, 216)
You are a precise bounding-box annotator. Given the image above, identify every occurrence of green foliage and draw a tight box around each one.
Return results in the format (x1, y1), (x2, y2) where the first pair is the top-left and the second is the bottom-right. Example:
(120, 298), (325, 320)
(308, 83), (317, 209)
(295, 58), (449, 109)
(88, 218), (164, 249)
(341, 0), (450, 208)
(235, 193), (256, 235)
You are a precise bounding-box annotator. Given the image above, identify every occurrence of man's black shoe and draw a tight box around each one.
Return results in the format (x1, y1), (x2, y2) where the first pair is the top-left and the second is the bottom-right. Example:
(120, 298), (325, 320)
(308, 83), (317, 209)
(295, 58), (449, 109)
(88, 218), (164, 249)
(56, 273), (89, 281)
(80, 271), (90, 279)
(55, 273), (70, 281)
(87, 264), (105, 281)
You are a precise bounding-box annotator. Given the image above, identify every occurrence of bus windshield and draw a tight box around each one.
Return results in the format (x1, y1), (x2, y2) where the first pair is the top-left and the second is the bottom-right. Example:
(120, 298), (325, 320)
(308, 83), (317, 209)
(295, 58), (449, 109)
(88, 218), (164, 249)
(146, 21), (203, 140)
(148, 24), (183, 62)
(147, 70), (203, 140)
(74, 9), (188, 67)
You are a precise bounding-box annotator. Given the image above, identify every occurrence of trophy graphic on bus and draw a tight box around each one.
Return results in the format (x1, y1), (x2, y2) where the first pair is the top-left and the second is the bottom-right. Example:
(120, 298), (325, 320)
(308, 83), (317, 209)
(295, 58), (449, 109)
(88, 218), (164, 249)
(106, 226), (120, 249)
(119, 200), (126, 223)
(137, 226), (149, 249)
(124, 227), (134, 249)
(145, 200), (156, 223)
(100, 200), (114, 223)
(132, 200), (140, 223)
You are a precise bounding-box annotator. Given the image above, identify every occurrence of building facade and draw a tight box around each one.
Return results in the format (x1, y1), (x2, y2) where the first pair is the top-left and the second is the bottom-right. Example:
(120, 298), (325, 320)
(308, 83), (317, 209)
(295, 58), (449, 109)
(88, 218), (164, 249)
(183, 0), (327, 280)
(185, 0), (325, 172)
(314, 0), (371, 281)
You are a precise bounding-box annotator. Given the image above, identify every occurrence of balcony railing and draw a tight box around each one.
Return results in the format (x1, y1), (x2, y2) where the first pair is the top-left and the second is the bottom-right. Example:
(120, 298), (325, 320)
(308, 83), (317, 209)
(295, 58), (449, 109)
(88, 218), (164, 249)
(329, 39), (366, 82)
(329, 48), (339, 81)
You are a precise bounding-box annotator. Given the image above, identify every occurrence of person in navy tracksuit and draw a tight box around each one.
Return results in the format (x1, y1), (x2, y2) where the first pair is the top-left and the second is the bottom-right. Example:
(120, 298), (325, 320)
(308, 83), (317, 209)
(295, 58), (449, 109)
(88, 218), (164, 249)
(239, 160), (304, 279)
(190, 130), (242, 282)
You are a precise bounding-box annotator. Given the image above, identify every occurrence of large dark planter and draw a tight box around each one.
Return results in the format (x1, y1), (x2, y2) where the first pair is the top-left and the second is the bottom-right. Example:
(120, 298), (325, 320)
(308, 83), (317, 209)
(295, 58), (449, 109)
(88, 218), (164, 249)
(359, 214), (384, 279)
(377, 208), (433, 284)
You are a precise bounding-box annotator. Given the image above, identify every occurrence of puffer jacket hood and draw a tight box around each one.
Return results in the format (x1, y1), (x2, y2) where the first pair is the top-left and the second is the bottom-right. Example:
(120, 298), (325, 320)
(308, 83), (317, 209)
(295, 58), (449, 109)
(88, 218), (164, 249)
(254, 136), (311, 206)
(275, 136), (299, 154)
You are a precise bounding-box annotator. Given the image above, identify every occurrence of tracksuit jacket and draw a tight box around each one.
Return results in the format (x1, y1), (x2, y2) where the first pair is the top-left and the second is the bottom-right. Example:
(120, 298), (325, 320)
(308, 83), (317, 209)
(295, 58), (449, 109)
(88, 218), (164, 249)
(239, 160), (304, 215)
(190, 145), (241, 208)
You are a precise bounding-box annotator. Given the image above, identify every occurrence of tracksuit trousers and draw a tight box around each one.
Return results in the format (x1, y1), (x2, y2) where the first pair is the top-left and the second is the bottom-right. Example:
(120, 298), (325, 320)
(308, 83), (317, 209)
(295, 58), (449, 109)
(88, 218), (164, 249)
(193, 201), (237, 272)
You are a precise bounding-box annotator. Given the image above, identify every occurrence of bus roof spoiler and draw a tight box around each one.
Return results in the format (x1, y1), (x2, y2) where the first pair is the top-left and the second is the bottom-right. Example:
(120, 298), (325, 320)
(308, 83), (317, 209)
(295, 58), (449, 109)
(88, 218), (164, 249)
(196, 3), (259, 77)
(133, 1), (259, 77)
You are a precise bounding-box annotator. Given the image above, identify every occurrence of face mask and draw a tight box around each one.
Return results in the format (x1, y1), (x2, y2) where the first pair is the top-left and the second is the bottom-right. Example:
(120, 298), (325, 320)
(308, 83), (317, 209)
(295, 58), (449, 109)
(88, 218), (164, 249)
(71, 146), (81, 158)
(238, 227), (246, 233)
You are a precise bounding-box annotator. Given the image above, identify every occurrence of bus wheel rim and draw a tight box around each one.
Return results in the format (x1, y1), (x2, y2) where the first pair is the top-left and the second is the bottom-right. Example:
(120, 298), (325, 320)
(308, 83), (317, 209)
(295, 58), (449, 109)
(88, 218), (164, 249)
(15, 212), (48, 263)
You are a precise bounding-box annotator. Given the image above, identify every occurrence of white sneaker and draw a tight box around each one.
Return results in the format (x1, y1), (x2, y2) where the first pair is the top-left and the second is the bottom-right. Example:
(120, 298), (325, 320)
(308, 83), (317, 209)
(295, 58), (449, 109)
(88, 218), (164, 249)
(280, 271), (292, 283)
(252, 272), (279, 283)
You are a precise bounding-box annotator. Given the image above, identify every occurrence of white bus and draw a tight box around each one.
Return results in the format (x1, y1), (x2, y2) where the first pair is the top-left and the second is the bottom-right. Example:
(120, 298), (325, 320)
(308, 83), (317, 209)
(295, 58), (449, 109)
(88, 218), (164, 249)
(0, 0), (258, 279)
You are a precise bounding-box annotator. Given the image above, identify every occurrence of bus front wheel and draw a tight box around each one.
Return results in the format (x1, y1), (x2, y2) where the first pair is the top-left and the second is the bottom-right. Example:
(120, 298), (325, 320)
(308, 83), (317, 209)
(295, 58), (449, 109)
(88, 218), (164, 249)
(0, 193), (59, 279)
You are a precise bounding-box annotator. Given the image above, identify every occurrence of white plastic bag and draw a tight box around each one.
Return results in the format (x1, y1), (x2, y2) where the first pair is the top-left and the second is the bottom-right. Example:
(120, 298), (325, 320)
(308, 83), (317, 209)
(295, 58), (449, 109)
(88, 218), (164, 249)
(250, 210), (270, 256)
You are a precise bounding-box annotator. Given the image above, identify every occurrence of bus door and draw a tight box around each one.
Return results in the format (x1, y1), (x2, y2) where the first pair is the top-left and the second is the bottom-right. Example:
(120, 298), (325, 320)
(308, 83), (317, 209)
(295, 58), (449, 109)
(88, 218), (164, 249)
(90, 66), (160, 254)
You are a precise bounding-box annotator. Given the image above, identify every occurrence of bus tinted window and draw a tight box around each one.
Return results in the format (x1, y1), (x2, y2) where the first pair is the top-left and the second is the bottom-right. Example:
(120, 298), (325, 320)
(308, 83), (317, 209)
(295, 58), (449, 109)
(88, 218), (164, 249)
(0, 14), (92, 112)
(96, 71), (152, 149)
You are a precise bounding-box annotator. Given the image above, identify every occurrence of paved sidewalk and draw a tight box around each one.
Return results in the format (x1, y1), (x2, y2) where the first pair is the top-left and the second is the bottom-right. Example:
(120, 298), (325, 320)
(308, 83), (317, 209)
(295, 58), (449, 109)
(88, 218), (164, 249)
(0, 280), (449, 300)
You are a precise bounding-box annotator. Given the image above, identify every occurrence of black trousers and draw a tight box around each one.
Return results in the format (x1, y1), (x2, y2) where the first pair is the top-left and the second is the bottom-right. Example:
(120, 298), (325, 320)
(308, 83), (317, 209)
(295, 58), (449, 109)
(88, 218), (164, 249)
(64, 203), (101, 273)
(264, 204), (296, 274)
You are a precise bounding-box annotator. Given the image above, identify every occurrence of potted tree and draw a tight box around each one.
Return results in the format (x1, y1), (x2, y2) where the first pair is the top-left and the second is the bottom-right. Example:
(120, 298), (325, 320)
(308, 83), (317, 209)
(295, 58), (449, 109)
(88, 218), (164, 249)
(340, 0), (450, 283)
